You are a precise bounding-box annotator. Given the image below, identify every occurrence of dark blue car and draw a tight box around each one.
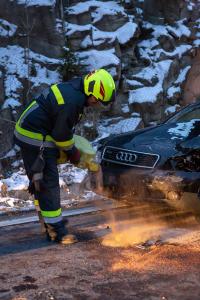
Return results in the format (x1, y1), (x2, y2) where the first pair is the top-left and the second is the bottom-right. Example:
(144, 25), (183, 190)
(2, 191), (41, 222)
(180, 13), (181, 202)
(99, 102), (200, 216)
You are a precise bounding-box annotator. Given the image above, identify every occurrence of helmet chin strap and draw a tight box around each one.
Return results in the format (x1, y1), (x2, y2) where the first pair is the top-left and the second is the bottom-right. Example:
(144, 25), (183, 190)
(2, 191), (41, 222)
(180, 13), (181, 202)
(87, 95), (99, 106)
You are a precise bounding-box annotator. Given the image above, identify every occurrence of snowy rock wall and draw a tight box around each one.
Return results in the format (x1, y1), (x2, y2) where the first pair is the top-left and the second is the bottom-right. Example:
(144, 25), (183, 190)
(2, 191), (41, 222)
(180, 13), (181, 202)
(65, 0), (200, 124)
(0, 0), (200, 158)
(183, 48), (200, 104)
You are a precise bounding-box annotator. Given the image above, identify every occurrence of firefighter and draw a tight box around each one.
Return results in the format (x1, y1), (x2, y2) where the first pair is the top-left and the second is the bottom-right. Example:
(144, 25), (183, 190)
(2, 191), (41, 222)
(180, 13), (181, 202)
(14, 69), (116, 244)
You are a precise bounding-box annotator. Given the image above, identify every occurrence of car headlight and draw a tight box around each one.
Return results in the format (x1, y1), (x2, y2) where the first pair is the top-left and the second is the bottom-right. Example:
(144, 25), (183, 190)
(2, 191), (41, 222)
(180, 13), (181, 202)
(167, 190), (181, 201)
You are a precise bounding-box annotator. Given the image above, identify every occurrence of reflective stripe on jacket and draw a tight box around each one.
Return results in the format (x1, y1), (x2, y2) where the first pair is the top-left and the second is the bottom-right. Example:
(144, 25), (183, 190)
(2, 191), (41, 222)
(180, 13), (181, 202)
(14, 78), (86, 149)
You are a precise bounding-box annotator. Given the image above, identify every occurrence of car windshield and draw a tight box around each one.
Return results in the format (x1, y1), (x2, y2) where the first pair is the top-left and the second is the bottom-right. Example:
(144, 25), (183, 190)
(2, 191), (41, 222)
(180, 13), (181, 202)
(166, 106), (200, 124)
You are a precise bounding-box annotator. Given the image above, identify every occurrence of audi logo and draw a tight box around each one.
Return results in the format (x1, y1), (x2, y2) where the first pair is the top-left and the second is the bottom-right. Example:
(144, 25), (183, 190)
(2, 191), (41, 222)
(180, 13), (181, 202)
(116, 151), (137, 163)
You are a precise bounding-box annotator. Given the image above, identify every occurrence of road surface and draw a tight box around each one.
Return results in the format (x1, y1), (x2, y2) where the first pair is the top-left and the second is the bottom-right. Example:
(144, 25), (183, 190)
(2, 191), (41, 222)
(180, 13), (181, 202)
(0, 203), (200, 300)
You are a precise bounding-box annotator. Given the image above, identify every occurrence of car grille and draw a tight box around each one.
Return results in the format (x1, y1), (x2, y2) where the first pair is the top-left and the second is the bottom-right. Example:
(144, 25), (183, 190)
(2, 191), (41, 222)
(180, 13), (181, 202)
(102, 146), (160, 169)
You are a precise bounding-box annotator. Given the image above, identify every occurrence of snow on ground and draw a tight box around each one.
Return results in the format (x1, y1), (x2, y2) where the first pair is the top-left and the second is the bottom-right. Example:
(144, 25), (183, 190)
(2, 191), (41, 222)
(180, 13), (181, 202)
(0, 114), (142, 212)
(2, 170), (29, 191)
(0, 163), (89, 213)
(2, 145), (19, 159)
(58, 164), (88, 185)
(0, 197), (34, 214)
(1, 163), (88, 191)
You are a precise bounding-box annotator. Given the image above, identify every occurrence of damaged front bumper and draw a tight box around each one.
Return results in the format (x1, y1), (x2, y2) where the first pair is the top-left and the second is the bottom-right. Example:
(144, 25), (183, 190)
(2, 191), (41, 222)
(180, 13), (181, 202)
(151, 169), (200, 214)
(101, 148), (200, 213)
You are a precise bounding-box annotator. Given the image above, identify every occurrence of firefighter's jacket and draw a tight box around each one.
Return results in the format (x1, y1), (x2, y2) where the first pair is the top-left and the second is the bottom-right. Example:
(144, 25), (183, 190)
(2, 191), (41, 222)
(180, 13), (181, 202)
(14, 78), (87, 150)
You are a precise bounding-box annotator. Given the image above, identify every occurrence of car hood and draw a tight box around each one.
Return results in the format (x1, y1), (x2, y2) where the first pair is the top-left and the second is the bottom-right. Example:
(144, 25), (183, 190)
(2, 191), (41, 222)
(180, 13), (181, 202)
(103, 123), (186, 161)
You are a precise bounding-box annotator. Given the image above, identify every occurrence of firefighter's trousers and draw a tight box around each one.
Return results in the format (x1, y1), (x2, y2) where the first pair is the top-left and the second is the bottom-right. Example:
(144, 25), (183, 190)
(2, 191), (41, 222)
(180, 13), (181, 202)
(20, 144), (62, 224)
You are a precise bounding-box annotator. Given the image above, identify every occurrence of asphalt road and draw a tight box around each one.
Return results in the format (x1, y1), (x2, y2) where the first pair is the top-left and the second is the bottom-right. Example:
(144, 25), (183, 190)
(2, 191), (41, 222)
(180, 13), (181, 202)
(0, 204), (200, 300)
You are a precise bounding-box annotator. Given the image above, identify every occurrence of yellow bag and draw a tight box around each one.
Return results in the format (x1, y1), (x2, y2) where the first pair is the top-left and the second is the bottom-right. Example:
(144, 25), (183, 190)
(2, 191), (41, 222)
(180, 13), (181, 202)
(57, 135), (99, 172)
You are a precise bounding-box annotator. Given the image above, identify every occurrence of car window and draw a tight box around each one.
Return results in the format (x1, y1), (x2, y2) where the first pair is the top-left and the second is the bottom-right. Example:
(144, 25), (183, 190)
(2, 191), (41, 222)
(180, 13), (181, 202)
(166, 107), (200, 123)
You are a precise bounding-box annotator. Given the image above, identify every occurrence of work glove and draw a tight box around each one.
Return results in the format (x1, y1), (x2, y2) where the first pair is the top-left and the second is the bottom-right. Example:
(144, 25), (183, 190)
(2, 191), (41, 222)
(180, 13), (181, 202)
(65, 146), (81, 165)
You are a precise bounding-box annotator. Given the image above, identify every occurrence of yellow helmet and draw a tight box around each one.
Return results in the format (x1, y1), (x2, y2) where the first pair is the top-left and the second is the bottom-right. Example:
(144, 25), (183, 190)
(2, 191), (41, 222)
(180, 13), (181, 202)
(84, 69), (116, 105)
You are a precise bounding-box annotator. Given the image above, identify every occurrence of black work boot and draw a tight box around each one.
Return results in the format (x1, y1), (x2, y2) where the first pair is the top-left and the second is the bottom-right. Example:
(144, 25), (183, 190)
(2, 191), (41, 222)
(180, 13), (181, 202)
(45, 220), (77, 245)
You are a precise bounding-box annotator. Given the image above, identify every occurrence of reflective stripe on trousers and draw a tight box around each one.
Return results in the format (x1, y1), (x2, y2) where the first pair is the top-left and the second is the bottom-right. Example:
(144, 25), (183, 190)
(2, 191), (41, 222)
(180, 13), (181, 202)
(41, 208), (63, 224)
(43, 215), (63, 224)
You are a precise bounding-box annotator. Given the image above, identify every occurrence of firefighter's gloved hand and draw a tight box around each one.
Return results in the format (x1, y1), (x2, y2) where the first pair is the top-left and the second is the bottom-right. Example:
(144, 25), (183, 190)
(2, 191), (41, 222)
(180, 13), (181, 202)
(65, 146), (81, 165)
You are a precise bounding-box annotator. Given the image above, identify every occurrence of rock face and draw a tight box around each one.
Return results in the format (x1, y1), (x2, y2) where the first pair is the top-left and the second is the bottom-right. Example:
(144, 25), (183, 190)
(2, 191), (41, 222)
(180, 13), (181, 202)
(0, 1), (63, 57)
(183, 49), (200, 104)
(0, 108), (15, 155)
(0, 0), (200, 159)
(144, 0), (189, 24)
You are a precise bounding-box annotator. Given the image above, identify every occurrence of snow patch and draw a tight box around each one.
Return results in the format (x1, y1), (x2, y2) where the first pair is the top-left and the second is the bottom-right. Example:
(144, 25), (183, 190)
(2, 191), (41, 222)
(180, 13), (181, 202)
(165, 105), (181, 116)
(3, 148), (17, 159)
(0, 197), (34, 212)
(122, 104), (130, 113)
(167, 86), (180, 98)
(98, 117), (142, 138)
(138, 38), (159, 49)
(59, 164), (88, 184)
(67, 21), (138, 46)
(194, 39), (200, 47)
(67, 23), (91, 36)
(78, 48), (120, 70)
(67, 1), (126, 20)
(3, 98), (21, 109)
(143, 20), (191, 39)
(0, 19), (17, 37)
(154, 44), (192, 60)
(17, 0), (56, 7)
(129, 60), (172, 104)
(175, 66), (191, 84)
(126, 79), (144, 87)
(168, 119), (200, 139)
(2, 171), (29, 191)
(168, 19), (191, 38)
